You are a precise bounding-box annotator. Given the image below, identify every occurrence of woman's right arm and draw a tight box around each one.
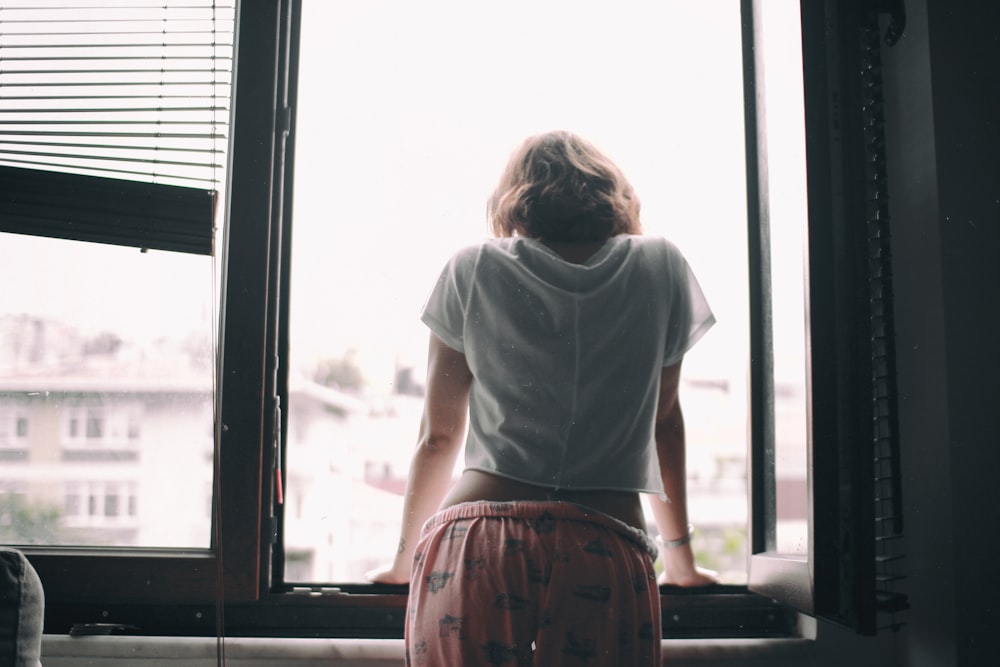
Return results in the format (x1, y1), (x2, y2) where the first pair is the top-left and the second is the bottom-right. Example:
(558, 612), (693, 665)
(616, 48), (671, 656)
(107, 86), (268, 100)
(648, 360), (720, 586)
(367, 333), (472, 584)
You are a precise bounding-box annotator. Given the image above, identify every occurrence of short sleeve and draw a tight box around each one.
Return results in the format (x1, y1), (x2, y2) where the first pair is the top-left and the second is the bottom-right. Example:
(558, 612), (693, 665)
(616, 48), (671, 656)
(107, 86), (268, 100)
(419, 246), (478, 353)
(662, 246), (716, 367)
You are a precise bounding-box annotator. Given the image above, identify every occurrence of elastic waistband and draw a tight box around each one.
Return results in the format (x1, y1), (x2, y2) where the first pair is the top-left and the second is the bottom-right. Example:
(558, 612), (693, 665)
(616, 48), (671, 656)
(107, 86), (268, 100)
(424, 500), (659, 560)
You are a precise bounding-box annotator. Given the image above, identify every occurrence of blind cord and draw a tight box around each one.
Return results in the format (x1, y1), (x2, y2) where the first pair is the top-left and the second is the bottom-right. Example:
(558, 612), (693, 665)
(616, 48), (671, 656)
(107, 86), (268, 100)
(210, 0), (226, 663)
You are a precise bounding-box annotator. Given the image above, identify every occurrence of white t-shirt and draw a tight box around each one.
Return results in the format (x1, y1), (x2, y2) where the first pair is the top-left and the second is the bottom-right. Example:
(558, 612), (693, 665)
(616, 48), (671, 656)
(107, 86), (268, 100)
(421, 234), (715, 495)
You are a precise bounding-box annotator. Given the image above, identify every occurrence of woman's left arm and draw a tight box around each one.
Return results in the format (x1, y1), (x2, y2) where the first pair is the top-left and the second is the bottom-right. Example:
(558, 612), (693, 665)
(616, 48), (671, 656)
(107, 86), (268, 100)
(649, 361), (720, 587)
(367, 333), (472, 584)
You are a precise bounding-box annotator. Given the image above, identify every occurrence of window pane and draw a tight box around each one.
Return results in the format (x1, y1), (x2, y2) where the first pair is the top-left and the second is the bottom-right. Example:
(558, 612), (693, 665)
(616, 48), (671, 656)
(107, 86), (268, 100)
(0, 234), (215, 548)
(758, 0), (810, 556)
(286, 0), (749, 583)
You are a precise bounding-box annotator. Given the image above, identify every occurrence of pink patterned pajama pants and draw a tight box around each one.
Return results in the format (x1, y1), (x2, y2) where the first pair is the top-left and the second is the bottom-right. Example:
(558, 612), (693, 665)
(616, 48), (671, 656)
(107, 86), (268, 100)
(406, 501), (661, 666)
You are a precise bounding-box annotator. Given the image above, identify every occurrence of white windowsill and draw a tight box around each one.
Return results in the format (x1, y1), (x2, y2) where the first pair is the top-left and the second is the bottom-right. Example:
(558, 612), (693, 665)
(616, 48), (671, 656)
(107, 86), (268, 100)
(41, 635), (814, 665)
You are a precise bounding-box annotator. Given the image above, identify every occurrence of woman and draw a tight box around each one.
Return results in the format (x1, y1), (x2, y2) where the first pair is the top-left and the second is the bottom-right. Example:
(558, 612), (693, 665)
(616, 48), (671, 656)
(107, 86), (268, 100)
(370, 130), (719, 665)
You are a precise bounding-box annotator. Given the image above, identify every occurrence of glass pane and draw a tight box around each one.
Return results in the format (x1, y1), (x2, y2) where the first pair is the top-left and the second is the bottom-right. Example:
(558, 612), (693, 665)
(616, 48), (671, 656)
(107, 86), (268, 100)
(0, 233), (215, 548)
(758, 0), (809, 555)
(286, 0), (750, 583)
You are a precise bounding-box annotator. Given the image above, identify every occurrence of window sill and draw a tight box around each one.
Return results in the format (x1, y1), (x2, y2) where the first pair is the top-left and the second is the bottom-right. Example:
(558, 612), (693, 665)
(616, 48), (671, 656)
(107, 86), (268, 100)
(41, 635), (815, 665)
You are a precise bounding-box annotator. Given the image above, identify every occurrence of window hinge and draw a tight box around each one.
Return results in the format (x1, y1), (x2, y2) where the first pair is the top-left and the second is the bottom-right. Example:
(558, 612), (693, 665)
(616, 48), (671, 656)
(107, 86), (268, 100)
(875, 0), (906, 46)
(279, 106), (292, 137)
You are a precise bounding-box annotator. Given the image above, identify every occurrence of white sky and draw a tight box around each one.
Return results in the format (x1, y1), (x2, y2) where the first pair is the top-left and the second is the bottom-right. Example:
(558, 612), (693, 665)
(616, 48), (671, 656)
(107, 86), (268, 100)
(1, 0), (808, 392)
(287, 0), (773, 390)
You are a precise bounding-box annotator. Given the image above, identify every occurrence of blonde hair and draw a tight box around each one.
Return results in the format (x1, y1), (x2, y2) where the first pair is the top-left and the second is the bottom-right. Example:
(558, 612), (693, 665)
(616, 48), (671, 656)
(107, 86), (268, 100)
(487, 131), (642, 242)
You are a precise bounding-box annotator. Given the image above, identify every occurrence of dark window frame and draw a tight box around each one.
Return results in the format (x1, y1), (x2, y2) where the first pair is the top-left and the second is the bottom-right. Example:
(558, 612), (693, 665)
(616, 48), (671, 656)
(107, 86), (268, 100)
(28, 0), (285, 609)
(23, 0), (898, 640)
(745, 0), (907, 636)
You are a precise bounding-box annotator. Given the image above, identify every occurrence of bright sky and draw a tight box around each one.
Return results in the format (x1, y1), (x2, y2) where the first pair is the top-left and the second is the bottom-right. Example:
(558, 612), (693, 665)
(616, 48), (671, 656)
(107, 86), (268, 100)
(287, 0), (771, 390)
(1, 0), (808, 393)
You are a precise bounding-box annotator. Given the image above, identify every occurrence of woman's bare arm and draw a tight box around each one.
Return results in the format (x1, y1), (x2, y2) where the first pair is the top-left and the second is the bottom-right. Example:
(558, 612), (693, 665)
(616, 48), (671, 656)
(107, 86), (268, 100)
(368, 334), (472, 584)
(648, 361), (720, 586)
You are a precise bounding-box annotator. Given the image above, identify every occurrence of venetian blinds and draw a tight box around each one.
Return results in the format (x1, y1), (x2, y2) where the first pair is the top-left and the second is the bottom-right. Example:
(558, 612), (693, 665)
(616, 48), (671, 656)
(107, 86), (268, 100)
(0, 0), (236, 255)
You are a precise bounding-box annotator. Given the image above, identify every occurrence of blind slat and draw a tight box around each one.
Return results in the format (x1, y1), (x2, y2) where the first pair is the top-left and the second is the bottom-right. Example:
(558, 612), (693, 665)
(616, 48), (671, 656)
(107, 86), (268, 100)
(2, 119), (226, 125)
(2, 107), (227, 113)
(0, 130), (226, 140)
(0, 139), (222, 153)
(0, 41), (232, 47)
(0, 147), (224, 170)
(0, 95), (225, 99)
(0, 81), (230, 87)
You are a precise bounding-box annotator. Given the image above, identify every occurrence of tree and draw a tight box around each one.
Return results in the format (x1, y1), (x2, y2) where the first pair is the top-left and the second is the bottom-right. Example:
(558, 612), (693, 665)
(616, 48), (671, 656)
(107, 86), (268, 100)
(312, 351), (365, 394)
(82, 331), (124, 356)
(0, 494), (74, 545)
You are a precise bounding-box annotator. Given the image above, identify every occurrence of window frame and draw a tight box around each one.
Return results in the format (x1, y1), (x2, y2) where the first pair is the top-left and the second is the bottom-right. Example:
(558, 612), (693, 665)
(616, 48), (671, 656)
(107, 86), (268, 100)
(26, 0), (286, 607)
(745, 0), (903, 636)
(23, 0), (894, 640)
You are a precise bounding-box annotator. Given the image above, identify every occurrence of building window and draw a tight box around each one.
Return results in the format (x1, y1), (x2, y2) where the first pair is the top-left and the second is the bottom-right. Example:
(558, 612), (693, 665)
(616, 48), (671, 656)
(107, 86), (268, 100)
(85, 415), (104, 440)
(63, 492), (80, 518)
(104, 491), (120, 518)
(0, 407), (29, 452)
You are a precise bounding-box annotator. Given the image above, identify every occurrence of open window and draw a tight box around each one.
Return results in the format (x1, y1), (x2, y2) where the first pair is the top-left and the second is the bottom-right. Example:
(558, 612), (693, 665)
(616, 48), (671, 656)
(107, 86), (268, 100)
(743, 0), (907, 635)
(281, 0), (753, 588)
(3, 0), (905, 641)
(274, 0), (905, 638)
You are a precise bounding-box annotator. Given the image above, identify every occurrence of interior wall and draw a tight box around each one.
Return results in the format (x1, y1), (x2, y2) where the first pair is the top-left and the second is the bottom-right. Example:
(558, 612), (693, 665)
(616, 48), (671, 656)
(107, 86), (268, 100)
(881, 1), (956, 665)
(924, 0), (1000, 665)
(883, 0), (1000, 666)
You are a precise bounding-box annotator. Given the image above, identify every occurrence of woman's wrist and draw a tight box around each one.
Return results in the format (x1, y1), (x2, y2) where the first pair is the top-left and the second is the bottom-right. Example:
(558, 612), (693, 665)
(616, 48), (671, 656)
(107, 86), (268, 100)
(655, 523), (694, 549)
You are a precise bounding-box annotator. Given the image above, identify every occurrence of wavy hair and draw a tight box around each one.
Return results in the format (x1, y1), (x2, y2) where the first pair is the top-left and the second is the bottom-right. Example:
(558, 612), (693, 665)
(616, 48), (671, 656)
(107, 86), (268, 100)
(487, 131), (642, 242)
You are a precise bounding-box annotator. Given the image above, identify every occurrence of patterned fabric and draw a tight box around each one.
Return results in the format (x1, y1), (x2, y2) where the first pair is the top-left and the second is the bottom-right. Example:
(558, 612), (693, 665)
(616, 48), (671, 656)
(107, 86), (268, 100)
(406, 501), (660, 666)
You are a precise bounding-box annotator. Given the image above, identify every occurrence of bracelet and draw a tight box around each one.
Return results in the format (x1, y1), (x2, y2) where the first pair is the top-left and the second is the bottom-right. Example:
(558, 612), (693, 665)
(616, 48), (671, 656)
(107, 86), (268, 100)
(656, 524), (694, 549)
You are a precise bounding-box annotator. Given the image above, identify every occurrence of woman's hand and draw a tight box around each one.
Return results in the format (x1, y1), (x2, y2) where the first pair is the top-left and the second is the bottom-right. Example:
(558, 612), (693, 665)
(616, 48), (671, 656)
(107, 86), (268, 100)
(657, 542), (721, 587)
(366, 562), (410, 585)
(658, 562), (721, 587)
